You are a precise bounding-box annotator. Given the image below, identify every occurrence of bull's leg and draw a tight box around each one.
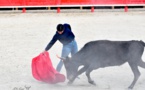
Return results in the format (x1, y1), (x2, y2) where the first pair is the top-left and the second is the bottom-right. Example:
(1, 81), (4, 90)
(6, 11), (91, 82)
(77, 66), (88, 75)
(138, 59), (145, 68)
(68, 66), (88, 84)
(128, 62), (141, 89)
(86, 67), (96, 85)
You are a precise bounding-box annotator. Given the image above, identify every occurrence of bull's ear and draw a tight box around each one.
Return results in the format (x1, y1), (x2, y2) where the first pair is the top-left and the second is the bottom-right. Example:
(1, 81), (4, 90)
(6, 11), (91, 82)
(56, 54), (66, 61)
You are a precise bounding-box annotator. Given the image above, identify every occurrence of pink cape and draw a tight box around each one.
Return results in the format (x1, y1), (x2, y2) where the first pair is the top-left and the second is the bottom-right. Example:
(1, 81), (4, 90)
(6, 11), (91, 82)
(32, 51), (65, 84)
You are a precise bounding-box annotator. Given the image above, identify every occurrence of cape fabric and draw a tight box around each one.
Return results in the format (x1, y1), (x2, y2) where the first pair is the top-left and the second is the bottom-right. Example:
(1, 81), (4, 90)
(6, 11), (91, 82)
(32, 51), (65, 84)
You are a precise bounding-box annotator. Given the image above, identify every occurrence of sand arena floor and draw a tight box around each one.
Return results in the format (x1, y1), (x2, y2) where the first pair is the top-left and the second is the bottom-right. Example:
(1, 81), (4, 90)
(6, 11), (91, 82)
(0, 9), (145, 90)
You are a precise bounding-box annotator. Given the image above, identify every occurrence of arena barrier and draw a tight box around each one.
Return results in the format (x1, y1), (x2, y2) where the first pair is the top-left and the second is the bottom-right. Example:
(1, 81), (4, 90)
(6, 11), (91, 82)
(0, 0), (145, 13)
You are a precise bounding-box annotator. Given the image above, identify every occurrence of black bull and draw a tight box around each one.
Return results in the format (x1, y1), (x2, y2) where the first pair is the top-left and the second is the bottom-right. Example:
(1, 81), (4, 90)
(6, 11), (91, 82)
(59, 40), (145, 89)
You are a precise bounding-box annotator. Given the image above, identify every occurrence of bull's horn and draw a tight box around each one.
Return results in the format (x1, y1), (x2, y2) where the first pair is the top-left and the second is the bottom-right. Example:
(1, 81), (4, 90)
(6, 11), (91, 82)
(56, 54), (65, 61)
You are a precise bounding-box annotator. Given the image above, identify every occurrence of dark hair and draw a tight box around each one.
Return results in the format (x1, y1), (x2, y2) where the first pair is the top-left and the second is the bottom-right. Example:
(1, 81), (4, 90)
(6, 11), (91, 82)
(57, 24), (64, 31)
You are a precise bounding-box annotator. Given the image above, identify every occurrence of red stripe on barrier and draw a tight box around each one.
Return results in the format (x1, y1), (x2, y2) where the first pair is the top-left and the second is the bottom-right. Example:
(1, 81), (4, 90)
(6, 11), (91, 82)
(0, 0), (145, 6)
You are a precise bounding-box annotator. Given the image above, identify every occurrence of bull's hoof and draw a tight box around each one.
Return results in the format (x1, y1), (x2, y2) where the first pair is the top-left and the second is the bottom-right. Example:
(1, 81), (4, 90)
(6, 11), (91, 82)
(89, 81), (96, 85)
(128, 86), (133, 90)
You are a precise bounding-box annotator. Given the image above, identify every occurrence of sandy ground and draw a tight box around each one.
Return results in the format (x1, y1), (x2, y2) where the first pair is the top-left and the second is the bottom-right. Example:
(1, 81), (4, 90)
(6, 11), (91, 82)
(0, 9), (145, 90)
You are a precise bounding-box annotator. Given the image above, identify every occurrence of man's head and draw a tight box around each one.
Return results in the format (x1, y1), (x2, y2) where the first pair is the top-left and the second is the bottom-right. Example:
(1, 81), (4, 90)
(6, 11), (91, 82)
(57, 24), (64, 34)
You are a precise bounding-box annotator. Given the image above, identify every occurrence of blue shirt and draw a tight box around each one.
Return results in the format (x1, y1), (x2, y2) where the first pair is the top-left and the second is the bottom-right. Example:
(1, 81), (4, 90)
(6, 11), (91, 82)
(45, 24), (75, 51)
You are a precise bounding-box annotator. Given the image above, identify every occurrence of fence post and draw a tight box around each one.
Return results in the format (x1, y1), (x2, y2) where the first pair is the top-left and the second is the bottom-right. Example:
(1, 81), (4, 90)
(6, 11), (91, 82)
(91, 6), (94, 12)
(112, 6), (114, 9)
(16, 7), (18, 11)
(80, 6), (83, 10)
(57, 7), (60, 13)
(22, 8), (26, 13)
(124, 6), (128, 12)
(48, 7), (51, 10)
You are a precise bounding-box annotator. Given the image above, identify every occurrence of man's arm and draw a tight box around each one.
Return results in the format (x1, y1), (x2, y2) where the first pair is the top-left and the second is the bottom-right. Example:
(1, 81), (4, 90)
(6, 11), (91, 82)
(45, 35), (57, 51)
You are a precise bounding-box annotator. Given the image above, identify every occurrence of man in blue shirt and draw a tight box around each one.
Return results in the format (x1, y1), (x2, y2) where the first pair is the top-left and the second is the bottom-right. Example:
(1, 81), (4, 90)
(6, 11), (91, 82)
(44, 23), (78, 72)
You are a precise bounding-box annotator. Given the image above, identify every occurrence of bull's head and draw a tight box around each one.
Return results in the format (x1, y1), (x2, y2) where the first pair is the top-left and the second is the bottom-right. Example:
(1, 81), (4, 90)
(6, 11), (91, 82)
(57, 55), (78, 82)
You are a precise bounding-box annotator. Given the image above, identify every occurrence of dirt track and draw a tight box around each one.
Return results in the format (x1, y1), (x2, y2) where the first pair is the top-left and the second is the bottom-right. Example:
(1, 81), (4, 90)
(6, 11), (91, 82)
(0, 10), (145, 90)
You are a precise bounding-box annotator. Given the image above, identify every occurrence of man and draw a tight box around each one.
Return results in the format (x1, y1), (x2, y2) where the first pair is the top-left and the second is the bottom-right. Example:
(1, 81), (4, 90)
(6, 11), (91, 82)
(44, 23), (78, 72)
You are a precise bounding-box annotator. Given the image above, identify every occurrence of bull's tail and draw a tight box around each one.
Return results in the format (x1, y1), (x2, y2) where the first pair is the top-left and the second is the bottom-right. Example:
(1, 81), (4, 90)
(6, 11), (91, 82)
(140, 40), (145, 47)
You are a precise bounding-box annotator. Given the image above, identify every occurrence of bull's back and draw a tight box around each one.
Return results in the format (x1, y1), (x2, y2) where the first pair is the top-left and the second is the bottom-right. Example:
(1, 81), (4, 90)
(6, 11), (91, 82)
(78, 40), (144, 67)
